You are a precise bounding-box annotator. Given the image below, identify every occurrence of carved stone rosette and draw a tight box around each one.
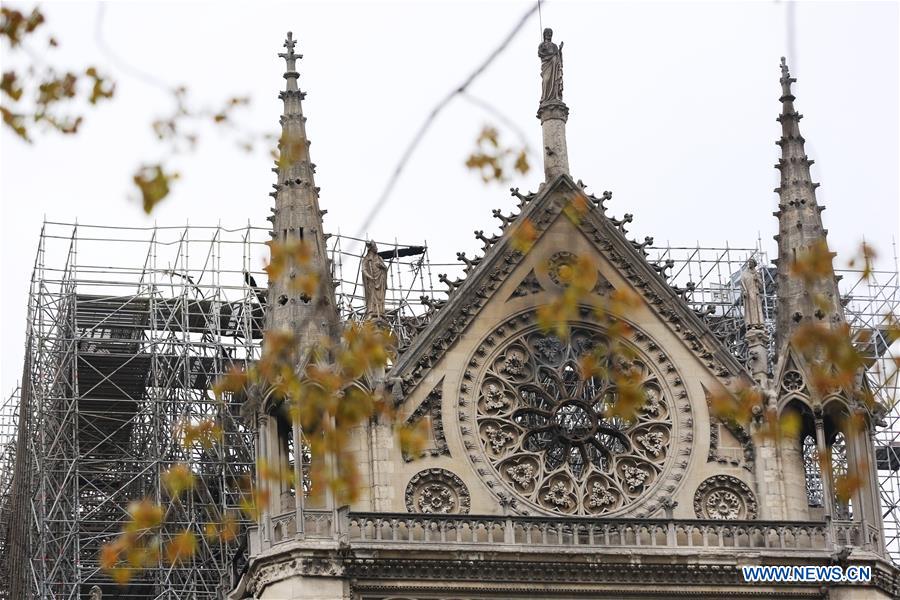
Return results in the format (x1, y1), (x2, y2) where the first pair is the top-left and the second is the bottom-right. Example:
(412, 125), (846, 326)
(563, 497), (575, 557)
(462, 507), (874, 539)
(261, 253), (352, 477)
(405, 468), (471, 515)
(546, 251), (580, 286)
(459, 309), (692, 517)
(693, 474), (758, 520)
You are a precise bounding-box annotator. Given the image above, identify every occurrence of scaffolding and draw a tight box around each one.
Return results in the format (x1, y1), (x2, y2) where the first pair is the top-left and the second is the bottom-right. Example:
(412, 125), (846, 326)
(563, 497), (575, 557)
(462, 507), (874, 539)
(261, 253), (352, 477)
(10, 221), (269, 599)
(0, 387), (20, 599)
(2, 224), (899, 600)
(327, 233), (439, 350)
(646, 243), (900, 561)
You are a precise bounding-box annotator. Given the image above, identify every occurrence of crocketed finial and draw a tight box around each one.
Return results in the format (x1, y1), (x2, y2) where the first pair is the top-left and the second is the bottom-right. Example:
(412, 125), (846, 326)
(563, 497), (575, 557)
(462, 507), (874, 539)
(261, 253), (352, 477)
(779, 56), (796, 98)
(278, 31), (302, 92)
(282, 31), (298, 59)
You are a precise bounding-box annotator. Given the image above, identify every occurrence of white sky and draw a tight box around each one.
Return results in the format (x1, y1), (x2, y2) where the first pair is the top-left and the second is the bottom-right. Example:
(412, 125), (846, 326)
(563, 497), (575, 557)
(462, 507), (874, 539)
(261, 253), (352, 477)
(1, 0), (898, 393)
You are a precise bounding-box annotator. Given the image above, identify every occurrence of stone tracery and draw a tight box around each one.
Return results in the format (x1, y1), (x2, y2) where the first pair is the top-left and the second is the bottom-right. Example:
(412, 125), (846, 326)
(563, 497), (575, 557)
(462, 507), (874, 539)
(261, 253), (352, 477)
(693, 474), (758, 520)
(405, 468), (471, 515)
(470, 322), (677, 515)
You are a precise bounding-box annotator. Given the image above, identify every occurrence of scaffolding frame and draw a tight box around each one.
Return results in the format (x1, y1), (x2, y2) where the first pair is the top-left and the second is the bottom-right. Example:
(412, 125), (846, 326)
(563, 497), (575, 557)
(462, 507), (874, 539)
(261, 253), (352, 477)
(328, 233), (438, 349)
(0, 387), (20, 599)
(646, 243), (900, 561)
(13, 222), (268, 599)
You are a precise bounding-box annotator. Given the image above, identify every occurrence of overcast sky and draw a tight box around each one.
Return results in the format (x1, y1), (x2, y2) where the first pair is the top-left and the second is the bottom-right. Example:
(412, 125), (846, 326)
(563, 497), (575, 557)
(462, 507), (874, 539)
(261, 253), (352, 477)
(1, 0), (898, 393)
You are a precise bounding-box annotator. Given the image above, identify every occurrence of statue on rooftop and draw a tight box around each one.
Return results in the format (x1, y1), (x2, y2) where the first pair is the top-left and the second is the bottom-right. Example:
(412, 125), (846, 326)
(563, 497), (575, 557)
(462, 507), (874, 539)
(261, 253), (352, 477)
(740, 258), (765, 329)
(89, 586), (102, 600)
(362, 240), (388, 319)
(539, 28), (564, 105)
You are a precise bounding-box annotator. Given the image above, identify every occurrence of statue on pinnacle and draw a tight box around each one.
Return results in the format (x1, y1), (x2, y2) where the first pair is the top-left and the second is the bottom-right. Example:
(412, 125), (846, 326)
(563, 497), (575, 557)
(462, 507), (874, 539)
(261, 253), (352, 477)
(539, 27), (564, 105)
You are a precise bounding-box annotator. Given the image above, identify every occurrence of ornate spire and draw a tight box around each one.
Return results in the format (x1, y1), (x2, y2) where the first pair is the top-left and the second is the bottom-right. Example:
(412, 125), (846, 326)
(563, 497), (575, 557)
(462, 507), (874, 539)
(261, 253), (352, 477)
(279, 31), (301, 92)
(772, 56), (844, 352)
(537, 28), (570, 181)
(267, 32), (338, 353)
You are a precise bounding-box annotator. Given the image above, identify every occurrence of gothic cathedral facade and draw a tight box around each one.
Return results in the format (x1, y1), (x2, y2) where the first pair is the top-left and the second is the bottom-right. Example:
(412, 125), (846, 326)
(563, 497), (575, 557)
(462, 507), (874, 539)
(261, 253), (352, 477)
(229, 31), (900, 600)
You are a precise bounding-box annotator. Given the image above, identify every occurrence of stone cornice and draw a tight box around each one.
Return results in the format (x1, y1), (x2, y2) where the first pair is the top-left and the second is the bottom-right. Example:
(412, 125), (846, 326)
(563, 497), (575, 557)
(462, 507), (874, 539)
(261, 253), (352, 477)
(343, 555), (898, 596)
(353, 582), (822, 599)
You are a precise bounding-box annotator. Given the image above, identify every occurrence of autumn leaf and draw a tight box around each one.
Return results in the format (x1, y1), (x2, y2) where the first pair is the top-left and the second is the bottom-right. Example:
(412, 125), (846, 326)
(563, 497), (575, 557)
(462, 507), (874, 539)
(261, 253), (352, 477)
(397, 419), (429, 459)
(514, 149), (529, 174)
(465, 124), (530, 183)
(109, 567), (134, 586)
(0, 7), (45, 46)
(562, 193), (589, 225)
(85, 66), (115, 105)
(847, 241), (877, 281)
(510, 218), (538, 253)
(134, 164), (179, 213)
(789, 239), (835, 286)
(125, 500), (164, 533)
(162, 463), (195, 498)
(164, 530), (197, 565)
(1, 106), (28, 140)
(1, 71), (23, 101)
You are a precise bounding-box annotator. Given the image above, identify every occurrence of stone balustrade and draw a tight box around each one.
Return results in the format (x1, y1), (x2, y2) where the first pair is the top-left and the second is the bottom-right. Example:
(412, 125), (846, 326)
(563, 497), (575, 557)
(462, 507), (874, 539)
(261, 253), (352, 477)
(258, 509), (336, 551)
(344, 512), (831, 553)
(253, 510), (893, 557)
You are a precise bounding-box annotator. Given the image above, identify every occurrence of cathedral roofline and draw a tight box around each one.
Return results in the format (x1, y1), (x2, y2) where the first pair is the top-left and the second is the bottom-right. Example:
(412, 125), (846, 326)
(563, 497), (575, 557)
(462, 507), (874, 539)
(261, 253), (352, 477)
(390, 173), (751, 397)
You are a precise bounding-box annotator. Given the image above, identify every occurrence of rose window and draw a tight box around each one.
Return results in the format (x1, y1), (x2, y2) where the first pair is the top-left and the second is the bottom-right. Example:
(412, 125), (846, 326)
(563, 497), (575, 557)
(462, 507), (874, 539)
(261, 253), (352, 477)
(782, 370), (805, 392)
(474, 325), (674, 515)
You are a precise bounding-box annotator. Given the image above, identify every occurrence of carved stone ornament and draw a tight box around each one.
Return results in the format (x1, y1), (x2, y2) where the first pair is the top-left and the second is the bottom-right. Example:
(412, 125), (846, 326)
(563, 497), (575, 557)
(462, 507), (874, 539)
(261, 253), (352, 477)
(546, 251), (579, 286)
(538, 27), (564, 105)
(693, 474), (758, 520)
(362, 240), (388, 319)
(245, 557), (344, 596)
(461, 310), (691, 517)
(782, 369), (806, 393)
(402, 380), (449, 461)
(739, 257), (765, 329)
(508, 269), (544, 299)
(405, 468), (471, 514)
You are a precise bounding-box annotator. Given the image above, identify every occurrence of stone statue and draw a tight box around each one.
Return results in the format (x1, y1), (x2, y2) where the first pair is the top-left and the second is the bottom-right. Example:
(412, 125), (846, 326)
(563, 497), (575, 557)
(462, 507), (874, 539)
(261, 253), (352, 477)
(740, 258), (765, 328)
(538, 28), (564, 104)
(362, 240), (388, 319)
(89, 586), (102, 600)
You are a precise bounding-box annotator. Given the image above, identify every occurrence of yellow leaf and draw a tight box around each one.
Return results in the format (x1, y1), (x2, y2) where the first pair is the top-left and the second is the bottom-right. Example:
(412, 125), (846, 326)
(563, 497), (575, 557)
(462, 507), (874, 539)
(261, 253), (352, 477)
(134, 164), (179, 214)
(162, 463), (195, 498)
(165, 530), (197, 565)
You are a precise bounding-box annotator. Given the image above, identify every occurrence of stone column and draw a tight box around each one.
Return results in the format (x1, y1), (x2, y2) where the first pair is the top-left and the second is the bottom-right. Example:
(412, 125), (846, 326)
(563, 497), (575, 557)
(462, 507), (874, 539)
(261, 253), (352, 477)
(258, 414), (271, 548)
(780, 425), (811, 520)
(745, 328), (769, 386)
(293, 419), (305, 538)
(860, 422), (886, 553)
(848, 409), (878, 550)
(814, 411), (835, 517)
(537, 101), (570, 180)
